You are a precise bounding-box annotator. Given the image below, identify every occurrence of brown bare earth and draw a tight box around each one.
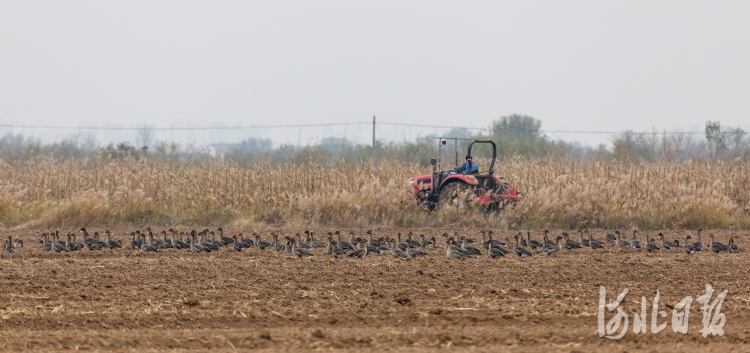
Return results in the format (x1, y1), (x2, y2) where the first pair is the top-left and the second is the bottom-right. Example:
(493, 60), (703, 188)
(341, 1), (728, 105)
(1, 227), (749, 352)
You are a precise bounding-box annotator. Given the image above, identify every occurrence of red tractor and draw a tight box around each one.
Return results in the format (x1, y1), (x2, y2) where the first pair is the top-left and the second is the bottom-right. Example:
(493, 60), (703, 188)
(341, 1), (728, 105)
(408, 139), (522, 211)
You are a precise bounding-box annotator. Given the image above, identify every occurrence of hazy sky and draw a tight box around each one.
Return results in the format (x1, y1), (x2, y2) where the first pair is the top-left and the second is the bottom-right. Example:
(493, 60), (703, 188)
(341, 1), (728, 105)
(1, 1), (749, 146)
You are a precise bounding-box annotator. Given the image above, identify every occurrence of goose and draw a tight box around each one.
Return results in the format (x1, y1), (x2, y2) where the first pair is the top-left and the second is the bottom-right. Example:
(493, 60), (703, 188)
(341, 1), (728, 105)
(406, 244), (428, 258)
(217, 228), (234, 248)
(542, 230), (555, 247)
(40, 233), (52, 251)
(519, 232), (528, 247)
(80, 228), (96, 245)
(419, 234), (433, 248)
(563, 233), (582, 250)
(290, 239), (314, 258)
(55, 230), (66, 246)
(513, 234), (533, 257)
(693, 228), (705, 252)
(231, 236), (243, 252)
(271, 234), (286, 252)
(158, 231), (174, 250)
(171, 231), (189, 249)
(51, 234), (68, 253)
(394, 233), (408, 251)
(487, 238), (506, 258)
(4, 238), (17, 254)
(237, 232), (254, 248)
(140, 234), (161, 253)
(348, 231), (360, 247)
(545, 236), (564, 257)
(406, 232), (421, 248)
(658, 233), (678, 250)
(101, 230), (120, 250)
(631, 230), (642, 250)
(461, 237), (482, 256)
(348, 238), (368, 259)
(527, 231), (544, 250)
(487, 233), (509, 256)
(604, 229), (617, 242)
(254, 234), (271, 250)
(130, 232), (141, 250)
(330, 242), (347, 259)
(334, 231), (353, 251)
(389, 240), (408, 259)
(446, 239), (469, 260)
(430, 236), (443, 250)
(644, 234), (660, 252)
(729, 237), (740, 253)
(307, 231), (326, 249)
(84, 240), (103, 251)
(709, 234), (728, 254)
(189, 232), (208, 253)
(588, 231), (604, 249)
(294, 233), (311, 250)
(577, 230), (590, 247)
(615, 231), (630, 248)
(682, 236), (700, 257)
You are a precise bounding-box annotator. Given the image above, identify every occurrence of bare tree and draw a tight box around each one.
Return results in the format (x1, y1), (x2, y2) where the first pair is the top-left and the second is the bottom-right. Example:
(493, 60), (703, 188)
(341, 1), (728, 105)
(136, 123), (154, 152)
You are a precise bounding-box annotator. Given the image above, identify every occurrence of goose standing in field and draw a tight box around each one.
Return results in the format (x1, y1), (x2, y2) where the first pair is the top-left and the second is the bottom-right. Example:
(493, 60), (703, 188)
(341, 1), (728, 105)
(488, 233), (508, 256)
(140, 234), (161, 253)
(542, 230), (555, 248)
(395, 233), (408, 251)
(631, 230), (642, 250)
(588, 231), (604, 249)
(271, 234), (286, 252)
(577, 230), (590, 248)
(519, 232), (528, 247)
(563, 233), (582, 250)
(159, 231), (174, 250)
(348, 238), (368, 259)
(615, 231), (630, 248)
(290, 238), (314, 258)
(513, 233), (533, 257)
(307, 231), (326, 249)
(130, 232), (142, 250)
(330, 242), (347, 259)
(217, 228), (234, 248)
(189, 232), (208, 253)
(682, 236), (700, 258)
(644, 234), (660, 252)
(388, 239), (408, 259)
(103, 230), (121, 250)
(334, 231), (353, 251)
(171, 230), (189, 249)
(294, 233), (311, 250)
(545, 236), (564, 257)
(406, 232), (421, 248)
(693, 228), (705, 252)
(487, 238), (506, 258)
(446, 239), (469, 260)
(605, 229), (617, 243)
(461, 237), (482, 256)
(420, 234), (433, 248)
(658, 233), (678, 250)
(4, 238), (17, 254)
(527, 231), (544, 250)
(231, 235), (244, 252)
(51, 234), (68, 253)
(406, 243), (428, 258)
(254, 234), (271, 250)
(729, 237), (740, 253)
(709, 234), (729, 254)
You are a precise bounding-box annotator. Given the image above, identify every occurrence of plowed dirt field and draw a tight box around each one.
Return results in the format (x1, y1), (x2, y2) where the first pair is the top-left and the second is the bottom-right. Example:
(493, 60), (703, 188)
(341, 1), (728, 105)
(0, 227), (748, 352)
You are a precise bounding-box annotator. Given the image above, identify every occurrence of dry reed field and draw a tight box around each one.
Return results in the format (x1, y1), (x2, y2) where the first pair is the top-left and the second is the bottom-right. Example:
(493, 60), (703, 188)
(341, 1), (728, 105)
(0, 156), (748, 230)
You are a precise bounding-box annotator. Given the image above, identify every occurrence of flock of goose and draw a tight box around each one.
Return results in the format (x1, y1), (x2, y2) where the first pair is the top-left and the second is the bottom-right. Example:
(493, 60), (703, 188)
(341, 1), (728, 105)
(2, 227), (741, 259)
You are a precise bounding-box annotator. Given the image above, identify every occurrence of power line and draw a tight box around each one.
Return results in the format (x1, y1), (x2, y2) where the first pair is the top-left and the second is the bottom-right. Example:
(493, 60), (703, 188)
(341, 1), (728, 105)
(0, 122), (369, 131)
(0, 122), (736, 135)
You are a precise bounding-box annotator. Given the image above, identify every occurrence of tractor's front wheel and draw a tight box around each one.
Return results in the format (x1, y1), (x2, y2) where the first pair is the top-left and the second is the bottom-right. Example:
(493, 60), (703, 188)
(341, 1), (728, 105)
(437, 182), (473, 209)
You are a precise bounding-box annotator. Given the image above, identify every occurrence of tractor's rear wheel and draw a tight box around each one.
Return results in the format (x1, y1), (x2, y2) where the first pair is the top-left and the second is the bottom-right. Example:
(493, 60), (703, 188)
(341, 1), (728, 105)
(437, 182), (473, 208)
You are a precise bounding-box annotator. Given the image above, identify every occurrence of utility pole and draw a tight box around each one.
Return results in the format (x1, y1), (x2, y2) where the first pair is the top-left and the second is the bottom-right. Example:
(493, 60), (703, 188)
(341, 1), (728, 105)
(372, 116), (376, 168)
